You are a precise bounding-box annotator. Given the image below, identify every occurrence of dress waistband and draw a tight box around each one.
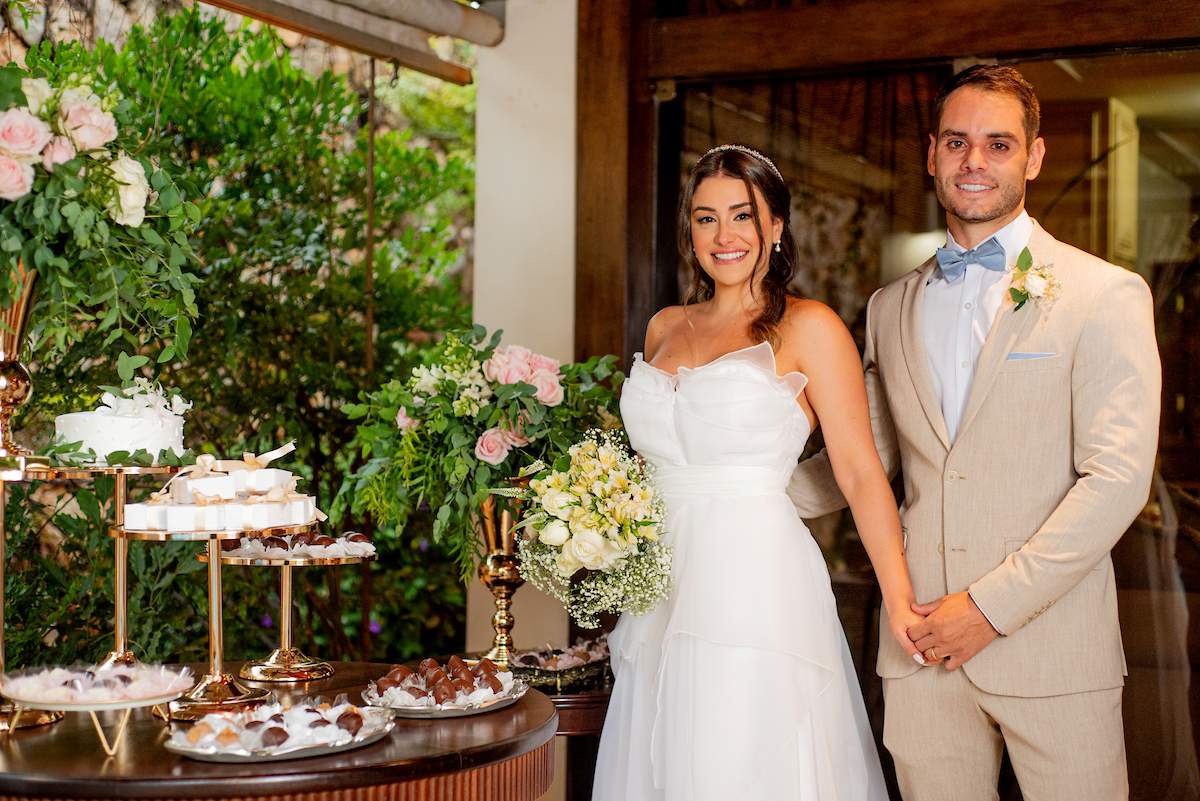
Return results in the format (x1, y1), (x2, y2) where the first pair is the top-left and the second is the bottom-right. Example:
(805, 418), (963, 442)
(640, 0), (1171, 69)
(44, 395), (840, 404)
(651, 464), (789, 497)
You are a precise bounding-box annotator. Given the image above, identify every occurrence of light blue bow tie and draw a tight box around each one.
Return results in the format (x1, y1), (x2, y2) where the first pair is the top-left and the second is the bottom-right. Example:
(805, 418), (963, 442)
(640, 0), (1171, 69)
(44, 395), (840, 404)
(934, 237), (1006, 284)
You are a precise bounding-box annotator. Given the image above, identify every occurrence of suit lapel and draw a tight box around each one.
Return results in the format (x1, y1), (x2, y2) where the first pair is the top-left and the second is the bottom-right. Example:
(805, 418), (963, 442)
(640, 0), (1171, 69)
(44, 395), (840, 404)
(899, 258), (952, 451)
(954, 224), (1057, 441)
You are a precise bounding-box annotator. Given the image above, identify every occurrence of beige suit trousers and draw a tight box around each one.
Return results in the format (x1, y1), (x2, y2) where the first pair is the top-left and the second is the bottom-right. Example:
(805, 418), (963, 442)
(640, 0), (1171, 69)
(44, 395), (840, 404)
(883, 669), (1127, 801)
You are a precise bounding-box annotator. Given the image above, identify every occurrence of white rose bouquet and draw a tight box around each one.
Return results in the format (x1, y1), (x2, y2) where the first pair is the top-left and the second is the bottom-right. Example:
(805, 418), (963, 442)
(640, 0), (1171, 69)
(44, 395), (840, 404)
(497, 430), (672, 628)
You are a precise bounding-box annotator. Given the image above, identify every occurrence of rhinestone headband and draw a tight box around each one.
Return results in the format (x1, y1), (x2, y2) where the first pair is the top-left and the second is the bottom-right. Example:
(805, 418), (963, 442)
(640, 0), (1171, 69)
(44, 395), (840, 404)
(699, 143), (784, 184)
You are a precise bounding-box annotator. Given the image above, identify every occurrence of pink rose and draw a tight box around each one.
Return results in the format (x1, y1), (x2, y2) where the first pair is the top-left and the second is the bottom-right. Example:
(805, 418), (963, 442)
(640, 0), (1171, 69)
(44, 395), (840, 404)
(0, 108), (52, 162)
(530, 368), (564, 406)
(395, 408), (418, 431)
(60, 101), (117, 153)
(483, 344), (533, 385)
(475, 427), (512, 465)
(41, 136), (75, 172)
(0, 156), (34, 201)
(527, 351), (560, 374)
(500, 413), (531, 447)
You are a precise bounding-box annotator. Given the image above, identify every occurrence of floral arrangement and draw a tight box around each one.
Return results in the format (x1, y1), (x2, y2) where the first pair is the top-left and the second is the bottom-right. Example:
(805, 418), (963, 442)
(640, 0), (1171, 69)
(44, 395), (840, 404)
(342, 326), (623, 576)
(1009, 246), (1060, 312)
(0, 61), (199, 361)
(496, 431), (672, 628)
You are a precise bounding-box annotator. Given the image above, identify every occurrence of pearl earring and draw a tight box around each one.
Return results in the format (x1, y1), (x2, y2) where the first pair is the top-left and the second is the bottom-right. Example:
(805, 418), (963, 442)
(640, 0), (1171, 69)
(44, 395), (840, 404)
(773, 241), (781, 253)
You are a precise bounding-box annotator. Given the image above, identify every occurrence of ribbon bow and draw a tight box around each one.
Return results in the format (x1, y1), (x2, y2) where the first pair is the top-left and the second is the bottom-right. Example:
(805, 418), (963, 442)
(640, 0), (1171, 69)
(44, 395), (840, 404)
(934, 237), (1005, 284)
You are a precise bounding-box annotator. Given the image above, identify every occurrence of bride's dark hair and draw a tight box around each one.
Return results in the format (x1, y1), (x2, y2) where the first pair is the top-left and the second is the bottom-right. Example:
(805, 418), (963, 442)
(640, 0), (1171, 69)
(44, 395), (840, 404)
(677, 145), (800, 347)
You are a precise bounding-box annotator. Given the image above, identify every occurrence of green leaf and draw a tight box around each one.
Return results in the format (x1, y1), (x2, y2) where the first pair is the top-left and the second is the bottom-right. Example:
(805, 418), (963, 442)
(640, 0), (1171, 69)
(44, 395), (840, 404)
(116, 351), (150, 381)
(156, 345), (176, 363)
(1016, 247), (1033, 273)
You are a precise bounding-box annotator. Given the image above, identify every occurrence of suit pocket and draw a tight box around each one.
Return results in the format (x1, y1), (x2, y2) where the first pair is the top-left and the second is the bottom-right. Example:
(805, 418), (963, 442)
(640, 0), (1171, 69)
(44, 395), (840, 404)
(999, 354), (1065, 373)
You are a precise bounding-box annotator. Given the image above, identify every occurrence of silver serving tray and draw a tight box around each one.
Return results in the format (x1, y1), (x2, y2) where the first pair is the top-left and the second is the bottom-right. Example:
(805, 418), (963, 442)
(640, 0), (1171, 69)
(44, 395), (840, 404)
(165, 712), (393, 763)
(364, 681), (528, 719)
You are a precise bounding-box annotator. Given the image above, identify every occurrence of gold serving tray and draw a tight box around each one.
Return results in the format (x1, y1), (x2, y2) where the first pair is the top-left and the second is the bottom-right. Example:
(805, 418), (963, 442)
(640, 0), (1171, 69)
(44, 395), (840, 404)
(112, 522), (318, 542)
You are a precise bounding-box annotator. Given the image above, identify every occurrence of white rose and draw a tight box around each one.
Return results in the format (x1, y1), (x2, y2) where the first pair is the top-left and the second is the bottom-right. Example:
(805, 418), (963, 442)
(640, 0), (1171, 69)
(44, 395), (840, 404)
(1024, 272), (1048, 298)
(59, 86), (102, 109)
(563, 529), (622, 572)
(21, 78), (53, 117)
(538, 519), (570, 547)
(106, 153), (150, 227)
(541, 489), (574, 520)
(554, 547), (582, 578)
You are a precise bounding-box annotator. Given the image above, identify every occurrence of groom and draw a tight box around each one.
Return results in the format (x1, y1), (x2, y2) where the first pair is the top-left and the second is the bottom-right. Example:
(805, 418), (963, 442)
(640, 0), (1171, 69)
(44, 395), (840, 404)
(789, 65), (1160, 800)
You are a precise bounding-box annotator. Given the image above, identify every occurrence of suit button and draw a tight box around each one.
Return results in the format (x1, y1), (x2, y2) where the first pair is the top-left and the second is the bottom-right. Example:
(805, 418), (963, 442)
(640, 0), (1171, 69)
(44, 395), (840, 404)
(946, 470), (959, 482)
(938, 541), (945, 554)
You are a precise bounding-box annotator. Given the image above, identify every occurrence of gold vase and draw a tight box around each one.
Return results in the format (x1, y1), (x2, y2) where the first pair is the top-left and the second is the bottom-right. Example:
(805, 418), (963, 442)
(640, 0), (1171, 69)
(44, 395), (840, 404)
(477, 478), (529, 666)
(0, 264), (45, 467)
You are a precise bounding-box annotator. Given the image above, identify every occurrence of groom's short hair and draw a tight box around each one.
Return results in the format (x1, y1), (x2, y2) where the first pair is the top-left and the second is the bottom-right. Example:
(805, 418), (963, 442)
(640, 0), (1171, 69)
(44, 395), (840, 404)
(933, 65), (1041, 148)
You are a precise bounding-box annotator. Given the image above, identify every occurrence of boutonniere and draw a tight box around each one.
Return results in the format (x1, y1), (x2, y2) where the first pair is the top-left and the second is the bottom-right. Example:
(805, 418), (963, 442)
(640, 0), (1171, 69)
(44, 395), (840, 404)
(1008, 247), (1061, 312)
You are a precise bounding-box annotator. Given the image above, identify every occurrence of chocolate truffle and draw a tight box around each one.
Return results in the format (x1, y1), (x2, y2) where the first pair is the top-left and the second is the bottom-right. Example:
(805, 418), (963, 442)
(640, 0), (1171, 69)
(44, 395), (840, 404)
(346, 532), (371, 543)
(431, 679), (456, 705)
(451, 677), (474, 695)
(312, 535), (336, 547)
(404, 686), (428, 701)
(446, 655), (468, 673)
(376, 676), (402, 693)
(245, 720), (265, 731)
(220, 538), (241, 552)
(309, 718), (332, 729)
(417, 658), (440, 677)
(425, 668), (448, 688)
(481, 673), (503, 694)
(336, 710), (364, 735)
(475, 658), (499, 676)
(269, 713), (285, 724)
(386, 665), (414, 683)
(261, 536), (288, 550)
(291, 530), (315, 546)
(516, 654), (540, 667)
(261, 726), (290, 747)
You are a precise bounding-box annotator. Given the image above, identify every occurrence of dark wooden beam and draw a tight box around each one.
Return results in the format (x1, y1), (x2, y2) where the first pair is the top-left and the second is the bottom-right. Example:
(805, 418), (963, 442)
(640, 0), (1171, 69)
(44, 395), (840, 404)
(202, 0), (473, 84)
(648, 0), (1200, 81)
(576, 0), (631, 363)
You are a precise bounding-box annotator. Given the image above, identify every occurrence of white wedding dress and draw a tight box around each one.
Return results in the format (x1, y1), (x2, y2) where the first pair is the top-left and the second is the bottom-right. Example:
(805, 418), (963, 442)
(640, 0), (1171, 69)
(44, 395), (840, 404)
(593, 341), (887, 801)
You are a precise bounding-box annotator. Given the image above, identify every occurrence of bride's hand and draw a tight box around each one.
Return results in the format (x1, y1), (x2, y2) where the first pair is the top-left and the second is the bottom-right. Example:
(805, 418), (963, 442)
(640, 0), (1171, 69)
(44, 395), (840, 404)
(887, 604), (927, 665)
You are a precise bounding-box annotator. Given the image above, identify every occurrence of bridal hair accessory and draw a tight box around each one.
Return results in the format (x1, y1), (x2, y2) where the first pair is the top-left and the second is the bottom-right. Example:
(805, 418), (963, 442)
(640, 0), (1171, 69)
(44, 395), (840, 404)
(699, 144), (785, 184)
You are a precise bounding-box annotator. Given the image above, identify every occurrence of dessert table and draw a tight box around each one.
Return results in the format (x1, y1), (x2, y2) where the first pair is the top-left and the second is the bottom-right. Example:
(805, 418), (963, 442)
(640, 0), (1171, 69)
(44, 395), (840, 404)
(0, 662), (557, 801)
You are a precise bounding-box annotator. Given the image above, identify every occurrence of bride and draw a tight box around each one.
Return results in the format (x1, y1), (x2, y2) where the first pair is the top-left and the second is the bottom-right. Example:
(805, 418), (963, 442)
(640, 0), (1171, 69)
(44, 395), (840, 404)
(592, 144), (922, 800)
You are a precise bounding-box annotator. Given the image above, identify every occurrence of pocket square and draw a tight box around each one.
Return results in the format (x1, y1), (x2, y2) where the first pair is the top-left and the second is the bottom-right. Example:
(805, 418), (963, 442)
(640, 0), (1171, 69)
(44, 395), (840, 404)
(1006, 351), (1056, 360)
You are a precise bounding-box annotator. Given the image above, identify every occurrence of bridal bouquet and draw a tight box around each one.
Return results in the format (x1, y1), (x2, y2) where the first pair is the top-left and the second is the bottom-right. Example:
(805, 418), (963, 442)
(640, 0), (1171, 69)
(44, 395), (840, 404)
(342, 326), (622, 576)
(497, 430), (672, 628)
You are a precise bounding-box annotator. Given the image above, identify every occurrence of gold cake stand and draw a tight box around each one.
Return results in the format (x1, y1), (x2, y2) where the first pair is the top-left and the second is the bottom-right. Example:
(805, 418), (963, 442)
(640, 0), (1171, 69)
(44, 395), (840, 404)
(200, 550), (377, 682)
(0, 464), (178, 732)
(114, 522), (317, 721)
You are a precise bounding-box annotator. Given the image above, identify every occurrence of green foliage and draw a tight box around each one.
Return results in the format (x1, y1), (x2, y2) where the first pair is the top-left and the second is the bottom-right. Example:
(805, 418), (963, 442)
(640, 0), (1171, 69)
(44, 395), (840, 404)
(4, 11), (474, 669)
(339, 326), (624, 579)
(0, 58), (200, 364)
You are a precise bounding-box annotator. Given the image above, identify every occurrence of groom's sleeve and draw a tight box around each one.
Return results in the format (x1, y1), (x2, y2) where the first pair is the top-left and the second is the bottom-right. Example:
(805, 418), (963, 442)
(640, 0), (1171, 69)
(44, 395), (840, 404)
(968, 270), (1161, 635)
(787, 290), (900, 518)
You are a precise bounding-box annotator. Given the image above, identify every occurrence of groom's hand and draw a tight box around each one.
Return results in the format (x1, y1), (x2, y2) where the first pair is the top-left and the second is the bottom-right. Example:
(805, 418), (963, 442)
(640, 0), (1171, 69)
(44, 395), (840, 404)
(906, 592), (998, 670)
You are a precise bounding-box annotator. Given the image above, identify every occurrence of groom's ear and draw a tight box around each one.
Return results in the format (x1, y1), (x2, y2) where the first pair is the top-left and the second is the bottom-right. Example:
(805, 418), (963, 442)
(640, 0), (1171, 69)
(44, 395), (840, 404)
(1025, 136), (1046, 181)
(926, 133), (937, 177)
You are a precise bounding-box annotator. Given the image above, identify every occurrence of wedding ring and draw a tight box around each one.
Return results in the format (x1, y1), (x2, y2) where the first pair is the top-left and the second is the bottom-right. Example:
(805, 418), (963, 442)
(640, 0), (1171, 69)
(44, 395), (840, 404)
(928, 647), (938, 661)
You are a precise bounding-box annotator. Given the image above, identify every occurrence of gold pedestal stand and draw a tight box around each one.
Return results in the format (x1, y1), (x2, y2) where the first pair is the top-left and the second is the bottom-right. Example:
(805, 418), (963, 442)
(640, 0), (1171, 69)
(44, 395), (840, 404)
(478, 486), (528, 667)
(203, 551), (376, 683)
(116, 524), (316, 721)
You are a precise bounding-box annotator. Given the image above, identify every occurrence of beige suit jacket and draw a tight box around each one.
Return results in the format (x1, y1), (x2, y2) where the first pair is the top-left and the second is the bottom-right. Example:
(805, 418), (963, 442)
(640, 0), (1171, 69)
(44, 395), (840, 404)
(790, 223), (1161, 697)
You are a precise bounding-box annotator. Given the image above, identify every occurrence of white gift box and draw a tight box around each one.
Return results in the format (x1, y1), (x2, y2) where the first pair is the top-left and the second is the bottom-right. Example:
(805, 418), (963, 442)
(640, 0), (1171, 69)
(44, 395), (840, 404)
(288, 497), (316, 524)
(183, 474), (239, 502)
(166, 504), (225, 532)
(221, 501), (295, 530)
(231, 468), (294, 495)
(124, 503), (168, 530)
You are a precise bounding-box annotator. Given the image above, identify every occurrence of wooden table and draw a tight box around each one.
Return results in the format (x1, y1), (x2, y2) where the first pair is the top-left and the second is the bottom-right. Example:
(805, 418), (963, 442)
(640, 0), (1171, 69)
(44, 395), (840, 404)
(0, 662), (557, 801)
(549, 689), (611, 801)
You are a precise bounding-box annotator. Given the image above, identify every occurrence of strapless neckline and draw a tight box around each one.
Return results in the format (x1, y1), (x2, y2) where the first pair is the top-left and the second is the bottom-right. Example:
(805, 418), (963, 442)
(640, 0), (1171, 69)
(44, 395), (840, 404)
(634, 340), (808, 387)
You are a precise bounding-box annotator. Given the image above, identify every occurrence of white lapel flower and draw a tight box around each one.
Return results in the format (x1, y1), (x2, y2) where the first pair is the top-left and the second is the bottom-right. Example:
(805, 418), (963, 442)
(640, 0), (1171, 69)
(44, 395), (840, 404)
(1009, 246), (1061, 311)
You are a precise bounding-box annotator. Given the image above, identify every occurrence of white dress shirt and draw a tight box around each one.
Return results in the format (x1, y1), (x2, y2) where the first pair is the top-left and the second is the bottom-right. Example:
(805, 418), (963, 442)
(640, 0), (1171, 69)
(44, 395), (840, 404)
(922, 211), (1034, 442)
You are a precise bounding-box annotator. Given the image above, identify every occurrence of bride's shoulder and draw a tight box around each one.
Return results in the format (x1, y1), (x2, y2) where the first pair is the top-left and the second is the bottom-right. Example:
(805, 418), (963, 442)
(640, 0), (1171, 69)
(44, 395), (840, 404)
(644, 304), (690, 358)
(780, 297), (849, 342)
